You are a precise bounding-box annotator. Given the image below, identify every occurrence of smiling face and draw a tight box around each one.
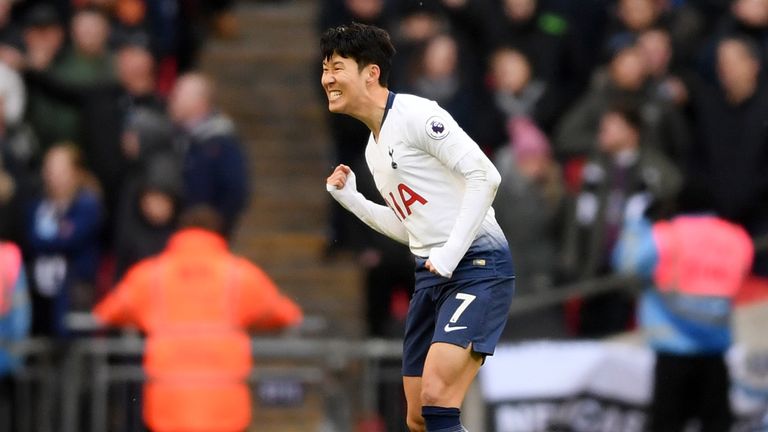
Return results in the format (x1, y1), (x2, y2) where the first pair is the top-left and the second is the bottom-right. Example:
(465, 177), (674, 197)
(321, 53), (372, 115)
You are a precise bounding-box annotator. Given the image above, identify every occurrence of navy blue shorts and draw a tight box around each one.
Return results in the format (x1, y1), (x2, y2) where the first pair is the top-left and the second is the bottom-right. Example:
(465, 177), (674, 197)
(402, 245), (515, 377)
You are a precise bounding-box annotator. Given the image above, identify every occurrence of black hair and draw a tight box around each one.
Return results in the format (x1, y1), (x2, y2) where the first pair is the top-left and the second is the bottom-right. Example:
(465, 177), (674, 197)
(178, 205), (224, 234)
(320, 22), (396, 86)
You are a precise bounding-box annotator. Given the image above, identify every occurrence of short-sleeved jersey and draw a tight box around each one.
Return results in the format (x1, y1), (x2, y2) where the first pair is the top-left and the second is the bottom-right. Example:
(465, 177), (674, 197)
(365, 93), (507, 257)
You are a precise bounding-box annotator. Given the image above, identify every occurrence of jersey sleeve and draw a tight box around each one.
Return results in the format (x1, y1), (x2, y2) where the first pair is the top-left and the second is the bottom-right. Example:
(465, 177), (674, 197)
(406, 102), (476, 170)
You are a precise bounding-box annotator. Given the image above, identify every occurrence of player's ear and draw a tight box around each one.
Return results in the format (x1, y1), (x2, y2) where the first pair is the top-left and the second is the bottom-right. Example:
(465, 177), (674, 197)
(367, 64), (381, 84)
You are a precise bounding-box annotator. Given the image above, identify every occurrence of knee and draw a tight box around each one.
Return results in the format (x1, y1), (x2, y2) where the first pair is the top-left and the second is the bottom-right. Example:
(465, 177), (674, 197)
(406, 412), (425, 432)
(420, 377), (449, 407)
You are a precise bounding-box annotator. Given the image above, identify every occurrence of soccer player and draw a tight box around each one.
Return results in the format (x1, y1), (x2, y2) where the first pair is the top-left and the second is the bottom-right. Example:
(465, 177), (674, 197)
(321, 23), (515, 432)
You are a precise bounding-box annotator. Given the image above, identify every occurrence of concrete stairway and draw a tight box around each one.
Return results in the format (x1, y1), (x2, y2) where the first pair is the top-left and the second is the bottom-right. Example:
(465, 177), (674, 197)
(197, 2), (371, 430)
(199, 0), (366, 340)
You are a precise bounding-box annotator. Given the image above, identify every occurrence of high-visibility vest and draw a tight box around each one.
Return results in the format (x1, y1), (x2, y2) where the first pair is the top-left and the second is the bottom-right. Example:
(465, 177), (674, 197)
(653, 216), (754, 299)
(0, 242), (21, 316)
(142, 258), (252, 432)
(95, 229), (302, 432)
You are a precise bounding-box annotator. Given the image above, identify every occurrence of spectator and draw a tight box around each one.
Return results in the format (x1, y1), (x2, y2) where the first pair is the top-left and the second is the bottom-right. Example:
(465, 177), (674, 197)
(26, 143), (103, 336)
(0, 60), (25, 127)
(613, 214), (753, 432)
(477, 47), (567, 150)
(0, 0), (21, 49)
(608, 0), (663, 37)
(94, 206), (303, 432)
(685, 36), (768, 276)
(21, 3), (70, 150)
(554, 39), (690, 166)
(0, 240), (31, 432)
(320, 0), (391, 30)
(493, 117), (567, 339)
(638, 25), (691, 107)
(402, 33), (476, 136)
(114, 108), (179, 280)
(0, 92), (39, 246)
(495, 117), (565, 292)
(487, 0), (585, 99)
(714, 0), (768, 58)
(389, 2), (446, 90)
(24, 41), (165, 245)
(561, 106), (682, 336)
(169, 72), (250, 238)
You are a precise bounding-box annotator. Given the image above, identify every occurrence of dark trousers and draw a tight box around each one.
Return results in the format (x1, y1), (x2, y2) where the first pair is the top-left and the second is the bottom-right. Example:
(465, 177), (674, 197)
(0, 375), (16, 431)
(649, 352), (732, 432)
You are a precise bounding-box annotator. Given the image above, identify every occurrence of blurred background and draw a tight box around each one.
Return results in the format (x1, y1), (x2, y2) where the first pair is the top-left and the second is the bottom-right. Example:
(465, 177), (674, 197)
(0, 0), (768, 431)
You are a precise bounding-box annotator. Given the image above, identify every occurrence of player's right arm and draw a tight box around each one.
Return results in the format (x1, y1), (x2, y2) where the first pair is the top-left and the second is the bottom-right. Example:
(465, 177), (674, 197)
(326, 164), (409, 244)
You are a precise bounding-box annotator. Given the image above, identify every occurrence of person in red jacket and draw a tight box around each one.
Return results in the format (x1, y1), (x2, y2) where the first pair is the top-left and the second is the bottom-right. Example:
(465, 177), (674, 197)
(94, 206), (302, 432)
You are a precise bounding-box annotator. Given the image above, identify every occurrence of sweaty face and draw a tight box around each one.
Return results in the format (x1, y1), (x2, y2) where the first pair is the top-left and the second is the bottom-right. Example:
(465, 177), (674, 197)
(321, 53), (368, 114)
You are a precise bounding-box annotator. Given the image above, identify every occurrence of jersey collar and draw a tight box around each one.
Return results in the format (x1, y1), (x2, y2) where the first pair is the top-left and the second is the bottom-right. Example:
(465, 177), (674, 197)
(380, 91), (396, 129)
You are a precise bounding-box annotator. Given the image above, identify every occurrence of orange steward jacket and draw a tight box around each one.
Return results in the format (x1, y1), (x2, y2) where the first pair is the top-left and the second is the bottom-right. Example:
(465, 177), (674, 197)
(94, 228), (303, 432)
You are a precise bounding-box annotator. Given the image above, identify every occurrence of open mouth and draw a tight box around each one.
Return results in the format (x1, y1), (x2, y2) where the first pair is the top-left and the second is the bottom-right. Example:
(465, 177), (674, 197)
(328, 90), (342, 102)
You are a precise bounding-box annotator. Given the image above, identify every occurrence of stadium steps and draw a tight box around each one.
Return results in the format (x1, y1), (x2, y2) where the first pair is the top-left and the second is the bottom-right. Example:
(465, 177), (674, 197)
(197, 1), (370, 429)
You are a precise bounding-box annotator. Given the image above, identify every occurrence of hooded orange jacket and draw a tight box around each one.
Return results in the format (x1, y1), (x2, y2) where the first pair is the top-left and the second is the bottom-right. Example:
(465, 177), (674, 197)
(94, 229), (302, 432)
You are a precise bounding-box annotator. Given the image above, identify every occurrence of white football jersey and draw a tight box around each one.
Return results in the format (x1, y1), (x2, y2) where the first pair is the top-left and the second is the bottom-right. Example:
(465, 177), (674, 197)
(364, 93), (507, 257)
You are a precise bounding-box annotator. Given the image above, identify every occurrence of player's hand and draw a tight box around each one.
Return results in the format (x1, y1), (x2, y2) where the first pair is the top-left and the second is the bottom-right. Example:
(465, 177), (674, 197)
(425, 259), (440, 275)
(326, 164), (352, 190)
(427, 247), (456, 278)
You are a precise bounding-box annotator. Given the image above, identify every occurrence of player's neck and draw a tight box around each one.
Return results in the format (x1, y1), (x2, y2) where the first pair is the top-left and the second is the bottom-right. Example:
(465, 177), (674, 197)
(353, 86), (390, 140)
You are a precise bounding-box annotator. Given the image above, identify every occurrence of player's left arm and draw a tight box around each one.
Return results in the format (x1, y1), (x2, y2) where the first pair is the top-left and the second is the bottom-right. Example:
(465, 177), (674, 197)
(412, 107), (501, 277)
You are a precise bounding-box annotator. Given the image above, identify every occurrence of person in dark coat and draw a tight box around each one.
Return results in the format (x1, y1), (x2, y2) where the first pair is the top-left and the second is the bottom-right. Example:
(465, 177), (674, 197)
(168, 72), (249, 237)
(114, 108), (180, 280)
(26, 143), (103, 337)
(23, 41), (165, 247)
(561, 106), (682, 337)
(554, 39), (690, 167)
(685, 36), (768, 276)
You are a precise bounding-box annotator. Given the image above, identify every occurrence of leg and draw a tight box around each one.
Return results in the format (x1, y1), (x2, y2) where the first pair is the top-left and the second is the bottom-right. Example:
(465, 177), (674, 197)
(403, 344), (482, 432)
(649, 352), (691, 432)
(697, 354), (732, 432)
(404, 376), (425, 432)
(421, 343), (483, 408)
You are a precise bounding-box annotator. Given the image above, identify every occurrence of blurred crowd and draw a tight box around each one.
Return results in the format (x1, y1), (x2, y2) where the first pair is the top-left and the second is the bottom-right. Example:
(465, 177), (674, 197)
(0, 0), (251, 338)
(321, 0), (768, 339)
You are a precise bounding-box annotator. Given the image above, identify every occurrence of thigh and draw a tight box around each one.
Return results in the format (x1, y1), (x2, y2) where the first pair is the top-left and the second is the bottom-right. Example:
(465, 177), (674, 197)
(402, 288), (437, 377)
(421, 342), (484, 408)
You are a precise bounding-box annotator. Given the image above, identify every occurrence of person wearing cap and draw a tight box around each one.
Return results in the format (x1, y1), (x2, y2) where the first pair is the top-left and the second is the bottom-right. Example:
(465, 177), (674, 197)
(113, 108), (179, 280)
(21, 3), (71, 150)
(94, 206), (303, 432)
(493, 116), (567, 339)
